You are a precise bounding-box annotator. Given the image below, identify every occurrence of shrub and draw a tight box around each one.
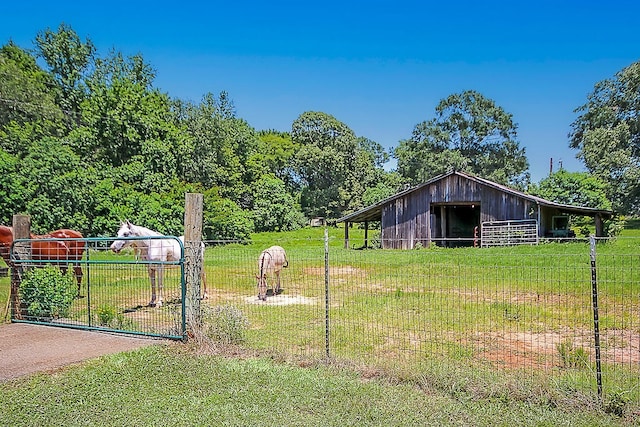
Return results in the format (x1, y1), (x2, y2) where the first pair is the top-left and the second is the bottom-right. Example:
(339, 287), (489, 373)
(95, 304), (133, 329)
(19, 266), (77, 320)
(201, 305), (249, 344)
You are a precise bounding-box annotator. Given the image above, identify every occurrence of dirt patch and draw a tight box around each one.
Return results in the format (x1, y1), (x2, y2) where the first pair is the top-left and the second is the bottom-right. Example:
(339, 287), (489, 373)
(0, 323), (162, 382)
(477, 329), (640, 369)
(242, 294), (318, 306)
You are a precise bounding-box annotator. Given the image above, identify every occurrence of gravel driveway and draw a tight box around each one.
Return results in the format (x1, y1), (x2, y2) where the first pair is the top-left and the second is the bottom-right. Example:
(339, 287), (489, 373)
(0, 323), (160, 381)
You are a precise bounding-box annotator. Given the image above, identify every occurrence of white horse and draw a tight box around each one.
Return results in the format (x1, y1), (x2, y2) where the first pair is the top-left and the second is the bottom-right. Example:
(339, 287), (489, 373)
(256, 245), (288, 301)
(110, 221), (208, 307)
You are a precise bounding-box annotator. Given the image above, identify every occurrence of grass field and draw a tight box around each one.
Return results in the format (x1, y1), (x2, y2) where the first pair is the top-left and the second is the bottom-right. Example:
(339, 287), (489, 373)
(0, 345), (634, 426)
(1, 225), (639, 423)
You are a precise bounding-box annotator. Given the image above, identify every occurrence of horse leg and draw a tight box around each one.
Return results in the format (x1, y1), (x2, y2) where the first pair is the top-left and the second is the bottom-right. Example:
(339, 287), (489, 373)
(156, 264), (164, 307)
(275, 270), (281, 295)
(258, 275), (267, 301)
(73, 263), (83, 295)
(201, 268), (208, 300)
(148, 266), (157, 307)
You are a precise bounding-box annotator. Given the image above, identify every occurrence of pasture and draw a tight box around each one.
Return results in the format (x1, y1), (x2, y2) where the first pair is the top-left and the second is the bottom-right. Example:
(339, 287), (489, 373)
(1, 226), (640, 421)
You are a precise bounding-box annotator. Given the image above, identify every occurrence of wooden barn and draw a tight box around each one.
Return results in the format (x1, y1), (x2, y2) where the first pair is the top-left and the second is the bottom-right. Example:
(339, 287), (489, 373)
(337, 171), (613, 249)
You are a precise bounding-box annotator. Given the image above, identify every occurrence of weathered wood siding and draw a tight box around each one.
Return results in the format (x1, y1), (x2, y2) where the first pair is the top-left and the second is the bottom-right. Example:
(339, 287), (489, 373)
(381, 174), (538, 249)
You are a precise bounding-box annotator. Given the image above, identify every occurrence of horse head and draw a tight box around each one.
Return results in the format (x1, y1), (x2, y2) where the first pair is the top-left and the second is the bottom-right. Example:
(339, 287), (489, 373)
(110, 220), (136, 253)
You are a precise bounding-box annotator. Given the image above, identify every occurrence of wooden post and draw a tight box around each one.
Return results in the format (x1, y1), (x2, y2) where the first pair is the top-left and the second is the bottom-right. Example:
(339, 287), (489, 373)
(344, 221), (350, 249)
(184, 193), (204, 336)
(11, 215), (31, 320)
(364, 221), (369, 249)
(594, 214), (604, 238)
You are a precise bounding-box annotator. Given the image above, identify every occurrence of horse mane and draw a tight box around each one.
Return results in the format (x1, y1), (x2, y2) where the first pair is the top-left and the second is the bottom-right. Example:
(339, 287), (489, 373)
(128, 223), (162, 237)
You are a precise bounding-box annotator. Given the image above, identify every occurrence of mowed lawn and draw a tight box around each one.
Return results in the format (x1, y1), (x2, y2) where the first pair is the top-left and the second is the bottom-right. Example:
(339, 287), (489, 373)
(0, 344), (629, 426)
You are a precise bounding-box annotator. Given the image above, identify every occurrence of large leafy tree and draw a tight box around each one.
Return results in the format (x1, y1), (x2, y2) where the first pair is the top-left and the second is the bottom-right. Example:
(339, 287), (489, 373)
(173, 92), (260, 205)
(569, 61), (640, 214)
(529, 170), (611, 210)
(0, 42), (65, 155)
(251, 175), (306, 232)
(12, 137), (96, 233)
(394, 90), (530, 188)
(291, 111), (358, 218)
(70, 51), (187, 178)
(34, 23), (95, 126)
(255, 130), (299, 189)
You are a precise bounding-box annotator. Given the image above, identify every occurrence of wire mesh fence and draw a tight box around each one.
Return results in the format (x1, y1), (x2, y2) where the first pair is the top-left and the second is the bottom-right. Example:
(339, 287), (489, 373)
(10, 237), (185, 339)
(5, 231), (638, 407)
(203, 234), (640, 407)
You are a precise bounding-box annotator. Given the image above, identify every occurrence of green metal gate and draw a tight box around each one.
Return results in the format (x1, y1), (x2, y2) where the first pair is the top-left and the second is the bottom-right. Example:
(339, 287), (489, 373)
(10, 236), (186, 340)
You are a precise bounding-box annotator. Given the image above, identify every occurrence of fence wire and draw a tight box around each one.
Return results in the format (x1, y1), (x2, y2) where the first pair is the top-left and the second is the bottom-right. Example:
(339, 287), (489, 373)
(203, 235), (640, 407)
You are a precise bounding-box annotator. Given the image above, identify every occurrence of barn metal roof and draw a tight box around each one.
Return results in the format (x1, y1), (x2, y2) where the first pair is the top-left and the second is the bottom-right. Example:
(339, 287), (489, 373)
(337, 170), (614, 223)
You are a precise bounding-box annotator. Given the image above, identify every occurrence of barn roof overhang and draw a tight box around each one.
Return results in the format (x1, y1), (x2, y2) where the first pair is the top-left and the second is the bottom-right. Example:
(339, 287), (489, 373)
(337, 171), (614, 224)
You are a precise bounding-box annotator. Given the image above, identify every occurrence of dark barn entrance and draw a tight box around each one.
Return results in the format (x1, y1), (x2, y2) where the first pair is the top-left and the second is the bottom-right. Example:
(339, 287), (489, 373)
(431, 204), (480, 247)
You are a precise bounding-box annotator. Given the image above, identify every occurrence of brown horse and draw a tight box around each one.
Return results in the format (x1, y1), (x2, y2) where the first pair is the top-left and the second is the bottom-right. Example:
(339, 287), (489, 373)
(0, 226), (86, 293)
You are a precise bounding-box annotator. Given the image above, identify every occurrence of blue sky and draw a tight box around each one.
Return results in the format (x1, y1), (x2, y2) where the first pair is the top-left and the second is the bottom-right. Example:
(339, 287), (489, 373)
(3, 1), (640, 182)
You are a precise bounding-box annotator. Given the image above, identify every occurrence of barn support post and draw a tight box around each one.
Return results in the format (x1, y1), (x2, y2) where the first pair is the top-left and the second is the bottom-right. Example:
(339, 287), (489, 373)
(364, 221), (369, 249)
(184, 193), (204, 338)
(594, 214), (604, 238)
(10, 215), (32, 320)
(344, 221), (349, 249)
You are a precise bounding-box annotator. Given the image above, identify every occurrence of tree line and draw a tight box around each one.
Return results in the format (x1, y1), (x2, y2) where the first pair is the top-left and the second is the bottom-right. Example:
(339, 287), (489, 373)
(0, 24), (636, 238)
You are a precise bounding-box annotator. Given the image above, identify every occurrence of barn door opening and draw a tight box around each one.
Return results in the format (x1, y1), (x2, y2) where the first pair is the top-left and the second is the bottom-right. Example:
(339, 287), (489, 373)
(431, 204), (480, 247)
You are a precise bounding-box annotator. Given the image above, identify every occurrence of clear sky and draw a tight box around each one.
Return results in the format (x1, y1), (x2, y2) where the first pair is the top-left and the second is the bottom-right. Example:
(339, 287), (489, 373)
(3, 1), (640, 182)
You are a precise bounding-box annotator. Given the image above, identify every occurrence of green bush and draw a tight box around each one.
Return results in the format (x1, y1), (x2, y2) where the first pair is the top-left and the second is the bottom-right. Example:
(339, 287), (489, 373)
(95, 304), (134, 329)
(19, 266), (77, 319)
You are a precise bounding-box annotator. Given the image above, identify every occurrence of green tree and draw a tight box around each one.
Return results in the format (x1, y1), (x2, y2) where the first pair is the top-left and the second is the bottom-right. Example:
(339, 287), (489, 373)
(34, 23), (95, 126)
(14, 137), (96, 233)
(173, 92), (260, 205)
(0, 42), (65, 155)
(70, 50), (187, 177)
(0, 149), (21, 223)
(291, 111), (358, 218)
(251, 175), (306, 232)
(529, 170), (611, 210)
(569, 61), (640, 213)
(394, 90), (529, 188)
(204, 197), (254, 241)
(256, 130), (299, 188)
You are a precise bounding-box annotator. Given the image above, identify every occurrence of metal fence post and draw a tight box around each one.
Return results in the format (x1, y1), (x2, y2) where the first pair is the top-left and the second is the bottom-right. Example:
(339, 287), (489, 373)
(589, 235), (603, 400)
(324, 227), (330, 359)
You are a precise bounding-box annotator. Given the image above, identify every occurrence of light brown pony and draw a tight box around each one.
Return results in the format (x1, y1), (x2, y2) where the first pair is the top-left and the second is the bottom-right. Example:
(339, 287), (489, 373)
(256, 245), (288, 301)
(0, 225), (86, 293)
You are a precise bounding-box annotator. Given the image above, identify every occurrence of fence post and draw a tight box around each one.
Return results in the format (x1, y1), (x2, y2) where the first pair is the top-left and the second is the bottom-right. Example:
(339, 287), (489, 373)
(184, 193), (204, 338)
(589, 235), (603, 400)
(324, 227), (330, 359)
(10, 215), (31, 320)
